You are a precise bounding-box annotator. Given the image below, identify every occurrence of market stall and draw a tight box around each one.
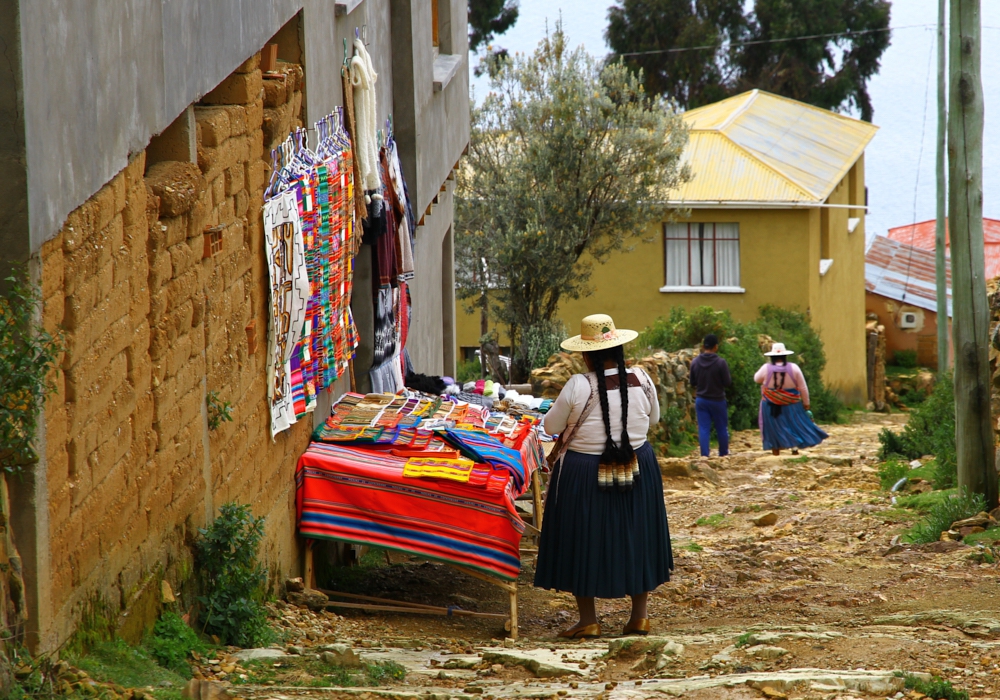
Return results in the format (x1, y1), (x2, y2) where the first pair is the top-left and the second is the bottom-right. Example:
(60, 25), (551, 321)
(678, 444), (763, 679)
(295, 392), (546, 638)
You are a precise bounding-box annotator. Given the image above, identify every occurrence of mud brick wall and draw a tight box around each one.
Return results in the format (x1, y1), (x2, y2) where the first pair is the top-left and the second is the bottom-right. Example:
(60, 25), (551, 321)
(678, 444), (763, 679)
(38, 52), (309, 646)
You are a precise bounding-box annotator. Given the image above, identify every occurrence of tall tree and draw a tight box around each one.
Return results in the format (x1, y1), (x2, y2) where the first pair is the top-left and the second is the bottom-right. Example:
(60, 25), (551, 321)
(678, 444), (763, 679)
(456, 24), (690, 380)
(606, 0), (892, 120)
(606, 0), (748, 109)
(469, 0), (519, 52)
(947, 0), (995, 506)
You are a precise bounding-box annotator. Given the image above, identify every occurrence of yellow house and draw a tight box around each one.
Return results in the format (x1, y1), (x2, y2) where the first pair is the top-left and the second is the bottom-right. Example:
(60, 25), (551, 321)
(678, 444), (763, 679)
(457, 90), (878, 404)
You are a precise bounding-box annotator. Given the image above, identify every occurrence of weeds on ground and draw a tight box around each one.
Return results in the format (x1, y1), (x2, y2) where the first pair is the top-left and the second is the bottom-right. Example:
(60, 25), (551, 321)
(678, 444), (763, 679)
(66, 638), (187, 700)
(695, 513), (726, 527)
(196, 503), (275, 647)
(734, 632), (753, 648)
(878, 373), (956, 488)
(679, 541), (704, 552)
(146, 611), (210, 678)
(877, 460), (909, 490)
(904, 489), (986, 545)
(899, 672), (969, 700)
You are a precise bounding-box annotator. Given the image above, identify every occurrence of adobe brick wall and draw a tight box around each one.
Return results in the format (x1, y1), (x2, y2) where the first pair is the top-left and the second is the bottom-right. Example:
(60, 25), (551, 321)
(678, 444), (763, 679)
(38, 52), (310, 648)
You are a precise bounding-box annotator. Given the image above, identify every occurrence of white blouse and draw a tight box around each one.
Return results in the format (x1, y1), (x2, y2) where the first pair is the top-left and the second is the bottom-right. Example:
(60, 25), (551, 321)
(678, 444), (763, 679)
(543, 368), (659, 455)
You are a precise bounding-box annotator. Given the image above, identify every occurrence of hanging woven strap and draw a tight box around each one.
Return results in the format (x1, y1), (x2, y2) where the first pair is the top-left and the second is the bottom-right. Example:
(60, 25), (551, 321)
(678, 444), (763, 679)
(545, 373), (599, 471)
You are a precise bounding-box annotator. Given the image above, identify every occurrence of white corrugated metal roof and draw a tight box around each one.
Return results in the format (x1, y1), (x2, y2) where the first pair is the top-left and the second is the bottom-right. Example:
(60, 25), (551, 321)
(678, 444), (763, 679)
(672, 90), (879, 205)
(865, 235), (952, 316)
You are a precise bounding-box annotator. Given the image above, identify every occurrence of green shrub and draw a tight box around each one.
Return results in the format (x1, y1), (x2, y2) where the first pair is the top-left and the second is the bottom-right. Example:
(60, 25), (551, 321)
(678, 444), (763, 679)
(456, 357), (482, 383)
(147, 611), (209, 677)
(877, 460), (909, 491)
(905, 489), (986, 545)
(892, 349), (918, 368)
(196, 503), (274, 648)
(878, 373), (956, 488)
(634, 305), (842, 430)
(522, 320), (565, 372)
(902, 672), (969, 700)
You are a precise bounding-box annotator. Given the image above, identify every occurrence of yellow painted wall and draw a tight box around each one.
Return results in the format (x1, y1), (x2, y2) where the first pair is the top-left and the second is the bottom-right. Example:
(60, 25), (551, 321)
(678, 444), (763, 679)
(456, 161), (869, 403)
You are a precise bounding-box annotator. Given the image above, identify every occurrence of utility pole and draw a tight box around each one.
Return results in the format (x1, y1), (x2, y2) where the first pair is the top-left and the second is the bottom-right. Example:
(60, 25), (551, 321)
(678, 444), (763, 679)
(948, 0), (996, 506)
(936, 0), (949, 374)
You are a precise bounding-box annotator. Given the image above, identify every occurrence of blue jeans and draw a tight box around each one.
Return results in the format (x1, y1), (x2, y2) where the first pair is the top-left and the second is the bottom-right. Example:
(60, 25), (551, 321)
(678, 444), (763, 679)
(695, 397), (729, 457)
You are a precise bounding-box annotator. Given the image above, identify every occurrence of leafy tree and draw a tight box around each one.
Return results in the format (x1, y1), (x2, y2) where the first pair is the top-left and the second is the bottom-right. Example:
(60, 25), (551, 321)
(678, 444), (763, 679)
(0, 268), (62, 474)
(606, 0), (892, 120)
(456, 24), (690, 380)
(606, 0), (748, 109)
(469, 0), (519, 53)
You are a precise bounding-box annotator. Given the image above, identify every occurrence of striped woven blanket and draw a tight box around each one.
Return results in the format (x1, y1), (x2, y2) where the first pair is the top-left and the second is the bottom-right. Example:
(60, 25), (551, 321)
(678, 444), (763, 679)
(296, 441), (527, 580)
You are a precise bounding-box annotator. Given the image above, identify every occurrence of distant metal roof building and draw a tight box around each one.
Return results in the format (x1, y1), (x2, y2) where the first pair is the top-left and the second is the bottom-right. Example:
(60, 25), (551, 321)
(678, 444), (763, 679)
(672, 89), (879, 206)
(886, 218), (1000, 280)
(865, 235), (952, 316)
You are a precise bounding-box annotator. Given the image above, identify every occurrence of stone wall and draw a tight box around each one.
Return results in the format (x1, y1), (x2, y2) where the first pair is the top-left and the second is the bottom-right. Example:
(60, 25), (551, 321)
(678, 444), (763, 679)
(529, 349), (698, 447)
(35, 52), (309, 649)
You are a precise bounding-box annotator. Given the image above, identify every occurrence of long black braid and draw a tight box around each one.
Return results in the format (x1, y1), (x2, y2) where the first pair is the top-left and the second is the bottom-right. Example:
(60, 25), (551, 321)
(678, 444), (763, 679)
(585, 346), (635, 468)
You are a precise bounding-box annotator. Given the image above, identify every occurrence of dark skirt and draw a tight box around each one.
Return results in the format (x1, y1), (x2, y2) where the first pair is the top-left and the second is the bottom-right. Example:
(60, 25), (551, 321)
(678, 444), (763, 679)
(759, 399), (828, 450)
(533, 442), (673, 598)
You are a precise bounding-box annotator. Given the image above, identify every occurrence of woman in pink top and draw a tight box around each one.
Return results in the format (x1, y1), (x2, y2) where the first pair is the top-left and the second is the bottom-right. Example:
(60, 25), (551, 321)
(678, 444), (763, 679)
(754, 343), (827, 455)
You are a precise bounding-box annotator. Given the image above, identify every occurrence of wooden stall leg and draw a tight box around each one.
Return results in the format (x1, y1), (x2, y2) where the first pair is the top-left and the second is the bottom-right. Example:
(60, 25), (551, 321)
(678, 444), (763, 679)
(531, 468), (544, 533)
(304, 539), (316, 589)
(508, 588), (519, 640)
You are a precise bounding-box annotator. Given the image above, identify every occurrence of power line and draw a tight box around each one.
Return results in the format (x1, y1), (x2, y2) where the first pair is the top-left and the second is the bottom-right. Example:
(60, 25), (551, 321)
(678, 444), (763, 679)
(615, 23), (933, 58)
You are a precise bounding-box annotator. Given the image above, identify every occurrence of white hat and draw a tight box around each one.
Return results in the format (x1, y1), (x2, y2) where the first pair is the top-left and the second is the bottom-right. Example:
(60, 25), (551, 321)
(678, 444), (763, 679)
(764, 342), (795, 356)
(560, 314), (638, 352)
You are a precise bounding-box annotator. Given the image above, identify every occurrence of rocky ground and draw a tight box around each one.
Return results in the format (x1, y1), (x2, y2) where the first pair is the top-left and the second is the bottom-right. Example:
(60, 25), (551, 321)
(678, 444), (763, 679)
(181, 411), (1000, 700)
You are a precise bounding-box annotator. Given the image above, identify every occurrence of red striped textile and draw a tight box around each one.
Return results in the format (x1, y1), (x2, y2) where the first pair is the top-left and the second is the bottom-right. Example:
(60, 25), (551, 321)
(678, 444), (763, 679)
(296, 441), (528, 580)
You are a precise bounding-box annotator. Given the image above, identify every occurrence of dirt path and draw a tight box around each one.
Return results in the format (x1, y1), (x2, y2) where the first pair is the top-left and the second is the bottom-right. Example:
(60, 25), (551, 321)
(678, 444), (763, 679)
(205, 412), (1000, 699)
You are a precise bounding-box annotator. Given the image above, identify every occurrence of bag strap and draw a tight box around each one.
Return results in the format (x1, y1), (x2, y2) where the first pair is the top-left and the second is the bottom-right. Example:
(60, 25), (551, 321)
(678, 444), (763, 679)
(546, 373), (599, 469)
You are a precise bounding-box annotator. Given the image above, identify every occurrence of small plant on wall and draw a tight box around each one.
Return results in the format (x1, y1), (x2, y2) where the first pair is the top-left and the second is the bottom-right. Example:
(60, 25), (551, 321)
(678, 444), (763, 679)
(206, 391), (233, 431)
(0, 269), (62, 475)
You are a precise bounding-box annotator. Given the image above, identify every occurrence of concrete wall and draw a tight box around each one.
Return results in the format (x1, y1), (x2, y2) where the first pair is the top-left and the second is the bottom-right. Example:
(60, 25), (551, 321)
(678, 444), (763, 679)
(456, 166), (870, 402)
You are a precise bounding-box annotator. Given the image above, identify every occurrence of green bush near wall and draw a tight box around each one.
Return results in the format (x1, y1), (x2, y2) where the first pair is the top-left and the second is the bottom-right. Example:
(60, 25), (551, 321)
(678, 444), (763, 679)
(633, 305), (843, 431)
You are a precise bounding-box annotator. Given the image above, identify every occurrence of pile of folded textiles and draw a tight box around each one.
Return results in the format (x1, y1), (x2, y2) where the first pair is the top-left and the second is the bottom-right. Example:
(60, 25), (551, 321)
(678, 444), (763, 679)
(311, 391), (543, 497)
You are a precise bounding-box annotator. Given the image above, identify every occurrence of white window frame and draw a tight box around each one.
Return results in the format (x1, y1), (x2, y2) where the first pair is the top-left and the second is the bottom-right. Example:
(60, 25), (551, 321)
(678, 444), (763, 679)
(661, 222), (744, 293)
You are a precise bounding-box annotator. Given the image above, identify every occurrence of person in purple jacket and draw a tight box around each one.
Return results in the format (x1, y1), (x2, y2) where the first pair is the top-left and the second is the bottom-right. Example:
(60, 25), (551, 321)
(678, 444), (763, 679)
(689, 334), (732, 458)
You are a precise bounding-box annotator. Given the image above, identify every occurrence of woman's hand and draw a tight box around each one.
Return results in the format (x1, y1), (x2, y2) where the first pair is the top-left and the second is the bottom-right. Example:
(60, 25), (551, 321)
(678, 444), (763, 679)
(804, 404), (810, 411)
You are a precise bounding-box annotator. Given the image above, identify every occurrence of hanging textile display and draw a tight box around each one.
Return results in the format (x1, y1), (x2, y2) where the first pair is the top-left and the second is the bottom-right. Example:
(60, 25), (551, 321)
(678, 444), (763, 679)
(263, 189), (311, 437)
(262, 109), (360, 436)
(350, 38), (382, 202)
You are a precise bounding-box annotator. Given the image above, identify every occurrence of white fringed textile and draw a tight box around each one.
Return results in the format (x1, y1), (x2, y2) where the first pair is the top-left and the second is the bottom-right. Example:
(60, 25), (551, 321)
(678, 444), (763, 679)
(350, 39), (381, 201)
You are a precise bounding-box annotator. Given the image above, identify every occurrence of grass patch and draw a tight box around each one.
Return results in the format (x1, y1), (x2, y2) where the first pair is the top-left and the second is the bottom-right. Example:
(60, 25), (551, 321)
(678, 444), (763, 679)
(900, 672), (969, 700)
(231, 657), (405, 688)
(785, 455), (811, 464)
(904, 490), (986, 544)
(695, 513), (726, 527)
(878, 373), (956, 488)
(963, 529), (1000, 546)
(146, 612), (210, 678)
(66, 639), (187, 700)
(680, 542), (704, 552)
(895, 488), (956, 513)
(877, 459), (909, 490)
(734, 632), (753, 648)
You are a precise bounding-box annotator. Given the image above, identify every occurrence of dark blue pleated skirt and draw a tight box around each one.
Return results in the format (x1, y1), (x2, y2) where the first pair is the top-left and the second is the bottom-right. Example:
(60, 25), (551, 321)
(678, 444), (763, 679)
(533, 442), (673, 598)
(760, 399), (829, 450)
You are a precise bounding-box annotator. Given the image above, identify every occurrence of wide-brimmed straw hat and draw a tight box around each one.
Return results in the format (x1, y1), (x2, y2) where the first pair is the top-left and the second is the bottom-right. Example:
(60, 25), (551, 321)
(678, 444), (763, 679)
(764, 342), (795, 356)
(560, 314), (638, 352)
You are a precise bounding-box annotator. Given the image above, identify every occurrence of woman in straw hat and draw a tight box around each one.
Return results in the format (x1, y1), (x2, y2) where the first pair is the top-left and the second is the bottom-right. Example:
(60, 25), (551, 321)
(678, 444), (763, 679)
(534, 314), (673, 639)
(754, 342), (828, 456)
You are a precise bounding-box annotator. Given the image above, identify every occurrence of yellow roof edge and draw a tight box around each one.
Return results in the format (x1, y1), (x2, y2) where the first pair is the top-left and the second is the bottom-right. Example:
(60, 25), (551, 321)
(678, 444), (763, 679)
(812, 126), (880, 202)
(688, 131), (816, 201)
(735, 89), (883, 132)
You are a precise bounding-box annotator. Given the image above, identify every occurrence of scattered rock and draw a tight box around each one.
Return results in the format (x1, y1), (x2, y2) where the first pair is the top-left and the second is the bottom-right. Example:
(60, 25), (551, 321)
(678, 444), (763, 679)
(744, 645), (789, 660)
(287, 588), (329, 610)
(161, 580), (175, 604)
(481, 650), (584, 678)
(285, 577), (305, 593)
(874, 610), (1000, 637)
(285, 645), (304, 655)
(231, 648), (286, 662)
(442, 657), (479, 670)
(181, 679), (232, 700)
(753, 512), (779, 527)
(659, 458), (693, 478)
(951, 512), (995, 530)
(607, 636), (684, 659)
(320, 643), (362, 668)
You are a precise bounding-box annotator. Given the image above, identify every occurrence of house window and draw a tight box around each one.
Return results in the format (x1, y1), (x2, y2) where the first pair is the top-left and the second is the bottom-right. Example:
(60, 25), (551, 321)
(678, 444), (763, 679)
(432, 0), (440, 51)
(663, 222), (742, 291)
